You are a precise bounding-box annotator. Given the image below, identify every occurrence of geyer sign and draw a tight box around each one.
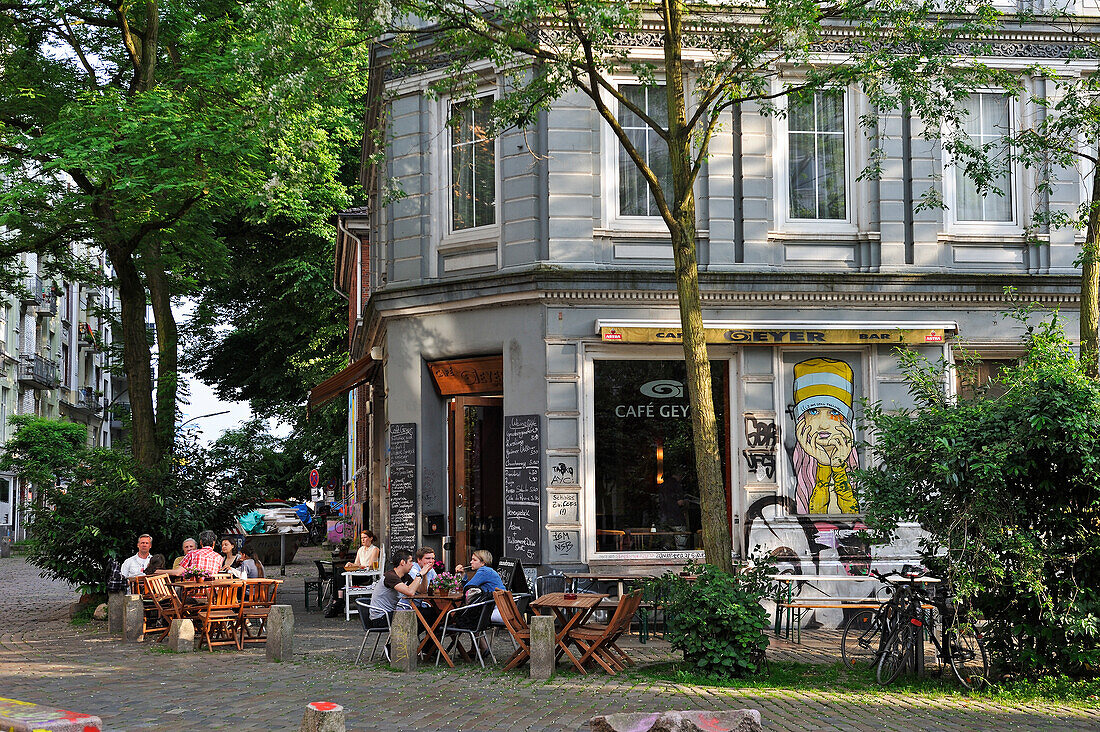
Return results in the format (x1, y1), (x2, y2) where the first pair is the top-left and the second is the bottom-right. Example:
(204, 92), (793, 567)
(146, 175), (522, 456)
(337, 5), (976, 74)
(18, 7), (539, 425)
(599, 326), (952, 345)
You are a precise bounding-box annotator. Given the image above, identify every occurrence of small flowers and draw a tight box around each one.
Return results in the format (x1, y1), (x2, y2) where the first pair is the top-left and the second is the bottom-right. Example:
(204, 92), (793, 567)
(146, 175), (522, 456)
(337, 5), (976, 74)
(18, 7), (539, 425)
(430, 572), (464, 595)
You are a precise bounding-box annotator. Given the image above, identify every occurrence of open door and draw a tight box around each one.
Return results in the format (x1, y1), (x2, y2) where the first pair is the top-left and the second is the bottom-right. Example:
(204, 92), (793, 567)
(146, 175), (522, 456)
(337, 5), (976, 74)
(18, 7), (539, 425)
(448, 396), (504, 566)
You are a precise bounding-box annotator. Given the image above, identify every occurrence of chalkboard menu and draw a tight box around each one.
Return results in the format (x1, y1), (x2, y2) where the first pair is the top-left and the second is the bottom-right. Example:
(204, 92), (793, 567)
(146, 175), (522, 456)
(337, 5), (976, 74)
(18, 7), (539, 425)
(503, 414), (541, 564)
(388, 423), (417, 556)
(496, 556), (531, 594)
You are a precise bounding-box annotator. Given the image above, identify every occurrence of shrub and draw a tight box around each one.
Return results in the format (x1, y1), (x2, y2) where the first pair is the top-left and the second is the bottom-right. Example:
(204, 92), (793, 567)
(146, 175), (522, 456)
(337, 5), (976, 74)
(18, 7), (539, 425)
(855, 312), (1100, 677)
(655, 562), (772, 678)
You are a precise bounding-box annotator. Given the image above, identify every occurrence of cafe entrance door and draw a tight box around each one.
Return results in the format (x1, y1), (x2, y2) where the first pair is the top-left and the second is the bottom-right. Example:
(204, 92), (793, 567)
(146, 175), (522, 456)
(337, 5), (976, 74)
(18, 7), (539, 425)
(448, 397), (504, 567)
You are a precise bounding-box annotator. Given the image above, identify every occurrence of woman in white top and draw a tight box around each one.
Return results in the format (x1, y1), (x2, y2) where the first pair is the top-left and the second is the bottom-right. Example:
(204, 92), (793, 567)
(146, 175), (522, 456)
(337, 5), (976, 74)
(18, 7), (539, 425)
(347, 529), (380, 571)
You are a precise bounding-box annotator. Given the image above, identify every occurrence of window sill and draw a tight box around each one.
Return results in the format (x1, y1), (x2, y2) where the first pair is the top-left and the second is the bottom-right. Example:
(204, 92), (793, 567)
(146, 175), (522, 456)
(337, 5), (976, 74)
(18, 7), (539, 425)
(937, 232), (1027, 244)
(768, 230), (879, 243)
(438, 228), (501, 253)
(594, 228), (709, 241)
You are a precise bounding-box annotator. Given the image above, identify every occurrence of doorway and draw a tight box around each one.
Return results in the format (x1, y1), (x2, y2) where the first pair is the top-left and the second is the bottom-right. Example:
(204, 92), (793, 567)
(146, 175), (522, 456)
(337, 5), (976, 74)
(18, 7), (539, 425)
(448, 396), (504, 566)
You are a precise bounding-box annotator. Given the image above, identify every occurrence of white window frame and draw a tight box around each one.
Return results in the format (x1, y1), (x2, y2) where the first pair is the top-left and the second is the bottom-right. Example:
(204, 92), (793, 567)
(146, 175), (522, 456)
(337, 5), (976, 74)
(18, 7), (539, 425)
(599, 77), (676, 233)
(942, 90), (1024, 236)
(430, 88), (502, 253)
(773, 85), (858, 235)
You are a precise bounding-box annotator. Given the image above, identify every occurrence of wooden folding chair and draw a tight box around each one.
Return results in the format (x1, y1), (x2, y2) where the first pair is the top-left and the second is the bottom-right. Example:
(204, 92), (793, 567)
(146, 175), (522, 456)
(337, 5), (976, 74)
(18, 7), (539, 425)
(141, 574), (182, 642)
(568, 589), (643, 674)
(238, 579), (280, 646)
(493, 590), (532, 671)
(196, 582), (243, 651)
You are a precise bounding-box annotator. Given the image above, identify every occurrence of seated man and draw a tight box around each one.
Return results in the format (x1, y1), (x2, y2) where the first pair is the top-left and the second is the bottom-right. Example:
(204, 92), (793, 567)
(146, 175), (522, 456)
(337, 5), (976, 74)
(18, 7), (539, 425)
(365, 549), (426, 629)
(397, 546), (439, 624)
(162, 530), (223, 578)
(171, 538), (198, 570)
(121, 534), (154, 578)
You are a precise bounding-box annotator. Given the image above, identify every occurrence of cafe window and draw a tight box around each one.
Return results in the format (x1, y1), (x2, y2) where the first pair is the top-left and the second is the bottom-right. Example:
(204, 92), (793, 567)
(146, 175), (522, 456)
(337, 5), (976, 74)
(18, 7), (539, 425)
(593, 359), (727, 552)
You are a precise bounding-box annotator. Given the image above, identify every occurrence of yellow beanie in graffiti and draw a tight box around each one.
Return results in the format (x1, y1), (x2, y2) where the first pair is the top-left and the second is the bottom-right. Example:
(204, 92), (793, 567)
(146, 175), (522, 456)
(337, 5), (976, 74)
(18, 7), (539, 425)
(794, 357), (854, 422)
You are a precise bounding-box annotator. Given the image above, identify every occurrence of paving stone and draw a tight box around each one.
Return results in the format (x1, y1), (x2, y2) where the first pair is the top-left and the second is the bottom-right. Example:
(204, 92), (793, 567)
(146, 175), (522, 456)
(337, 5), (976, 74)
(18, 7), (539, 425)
(2, 549), (1098, 732)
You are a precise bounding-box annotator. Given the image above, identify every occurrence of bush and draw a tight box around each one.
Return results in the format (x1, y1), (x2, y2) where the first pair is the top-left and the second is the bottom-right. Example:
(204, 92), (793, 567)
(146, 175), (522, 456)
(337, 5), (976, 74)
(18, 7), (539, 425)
(855, 312), (1100, 677)
(655, 562), (772, 678)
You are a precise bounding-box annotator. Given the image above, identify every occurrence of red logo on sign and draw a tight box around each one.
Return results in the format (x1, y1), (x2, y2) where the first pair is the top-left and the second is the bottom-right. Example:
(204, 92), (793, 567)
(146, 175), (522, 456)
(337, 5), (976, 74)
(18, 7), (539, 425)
(603, 329), (622, 341)
(924, 331), (943, 343)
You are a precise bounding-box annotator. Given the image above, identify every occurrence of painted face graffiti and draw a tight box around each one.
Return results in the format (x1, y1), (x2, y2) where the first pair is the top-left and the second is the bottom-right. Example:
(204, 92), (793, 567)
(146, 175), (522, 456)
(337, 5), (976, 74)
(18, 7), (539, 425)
(791, 357), (859, 515)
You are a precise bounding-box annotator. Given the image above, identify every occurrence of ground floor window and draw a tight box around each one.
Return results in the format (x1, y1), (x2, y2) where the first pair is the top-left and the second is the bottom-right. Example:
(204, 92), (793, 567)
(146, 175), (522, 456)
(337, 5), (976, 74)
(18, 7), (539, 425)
(593, 359), (727, 552)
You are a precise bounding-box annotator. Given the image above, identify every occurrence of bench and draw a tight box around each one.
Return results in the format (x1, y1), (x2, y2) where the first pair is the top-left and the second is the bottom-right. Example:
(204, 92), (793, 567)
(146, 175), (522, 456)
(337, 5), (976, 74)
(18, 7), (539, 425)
(776, 598), (935, 642)
(0, 697), (102, 731)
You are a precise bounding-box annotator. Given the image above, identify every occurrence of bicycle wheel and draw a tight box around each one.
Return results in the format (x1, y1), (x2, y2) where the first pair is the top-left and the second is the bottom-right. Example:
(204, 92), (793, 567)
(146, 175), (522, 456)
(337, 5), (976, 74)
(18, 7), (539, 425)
(948, 625), (989, 690)
(876, 622), (915, 685)
(840, 610), (880, 670)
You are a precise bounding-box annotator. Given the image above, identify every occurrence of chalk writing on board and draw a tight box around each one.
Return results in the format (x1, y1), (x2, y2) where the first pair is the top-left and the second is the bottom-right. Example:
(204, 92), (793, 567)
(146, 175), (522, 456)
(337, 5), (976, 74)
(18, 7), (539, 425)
(388, 423), (417, 554)
(549, 492), (579, 522)
(504, 414), (541, 563)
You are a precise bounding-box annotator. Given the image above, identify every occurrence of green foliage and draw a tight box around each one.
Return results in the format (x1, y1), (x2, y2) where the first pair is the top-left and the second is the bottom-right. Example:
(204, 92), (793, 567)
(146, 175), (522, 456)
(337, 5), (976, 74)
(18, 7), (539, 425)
(0, 416), (87, 491)
(14, 428), (266, 593)
(855, 313), (1100, 677)
(654, 562), (772, 678)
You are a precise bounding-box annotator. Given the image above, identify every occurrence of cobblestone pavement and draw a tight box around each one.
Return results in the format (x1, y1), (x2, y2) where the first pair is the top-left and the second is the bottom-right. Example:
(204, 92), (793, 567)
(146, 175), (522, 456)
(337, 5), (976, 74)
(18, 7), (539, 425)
(1, 549), (1097, 731)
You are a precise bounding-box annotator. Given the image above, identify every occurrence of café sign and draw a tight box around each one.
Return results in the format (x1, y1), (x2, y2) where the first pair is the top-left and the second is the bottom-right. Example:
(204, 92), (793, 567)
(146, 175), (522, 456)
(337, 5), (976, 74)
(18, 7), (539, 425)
(598, 325), (954, 345)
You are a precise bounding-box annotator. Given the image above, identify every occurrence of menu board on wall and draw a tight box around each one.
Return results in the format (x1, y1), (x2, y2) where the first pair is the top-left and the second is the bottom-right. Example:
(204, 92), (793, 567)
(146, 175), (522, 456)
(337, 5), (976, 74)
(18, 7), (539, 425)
(387, 423), (417, 555)
(503, 414), (541, 564)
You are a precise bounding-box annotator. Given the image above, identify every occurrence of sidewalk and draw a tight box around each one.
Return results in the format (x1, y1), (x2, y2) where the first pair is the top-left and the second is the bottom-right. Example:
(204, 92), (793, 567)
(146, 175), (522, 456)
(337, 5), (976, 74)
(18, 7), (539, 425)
(1, 550), (1096, 731)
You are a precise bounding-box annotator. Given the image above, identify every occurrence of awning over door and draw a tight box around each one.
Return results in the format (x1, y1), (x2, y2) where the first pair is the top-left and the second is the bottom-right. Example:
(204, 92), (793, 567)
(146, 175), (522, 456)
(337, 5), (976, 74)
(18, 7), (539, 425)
(307, 357), (378, 414)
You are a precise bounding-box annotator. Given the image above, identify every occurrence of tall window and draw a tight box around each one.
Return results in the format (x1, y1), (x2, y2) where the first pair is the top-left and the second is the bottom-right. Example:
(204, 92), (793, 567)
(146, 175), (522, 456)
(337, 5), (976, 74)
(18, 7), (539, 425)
(593, 360), (727, 552)
(788, 89), (847, 220)
(450, 97), (495, 231)
(955, 93), (1013, 222)
(619, 85), (671, 217)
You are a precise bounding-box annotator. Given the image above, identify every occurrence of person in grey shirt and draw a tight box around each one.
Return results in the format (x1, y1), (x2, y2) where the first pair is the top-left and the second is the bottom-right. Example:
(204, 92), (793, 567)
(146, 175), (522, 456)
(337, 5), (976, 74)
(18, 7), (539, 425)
(367, 549), (423, 628)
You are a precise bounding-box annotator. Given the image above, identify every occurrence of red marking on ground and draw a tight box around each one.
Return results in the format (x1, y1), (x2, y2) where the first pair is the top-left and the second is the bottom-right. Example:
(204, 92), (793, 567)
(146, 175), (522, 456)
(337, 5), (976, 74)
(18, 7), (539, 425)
(698, 715), (730, 732)
(310, 701), (339, 712)
(61, 710), (93, 721)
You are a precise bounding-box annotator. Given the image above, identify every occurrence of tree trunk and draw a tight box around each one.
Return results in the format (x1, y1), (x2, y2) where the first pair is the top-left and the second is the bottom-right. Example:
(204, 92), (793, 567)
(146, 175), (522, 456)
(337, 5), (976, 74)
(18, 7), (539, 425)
(108, 246), (161, 468)
(663, 0), (733, 573)
(1081, 168), (1100, 379)
(142, 240), (179, 455)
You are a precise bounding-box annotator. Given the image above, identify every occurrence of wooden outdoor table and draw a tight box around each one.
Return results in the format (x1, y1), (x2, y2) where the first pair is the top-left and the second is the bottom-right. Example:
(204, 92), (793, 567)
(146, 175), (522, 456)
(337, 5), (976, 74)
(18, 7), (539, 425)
(529, 592), (608, 674)
(407, 592), (465, 668)
(168, 579), (242, 619)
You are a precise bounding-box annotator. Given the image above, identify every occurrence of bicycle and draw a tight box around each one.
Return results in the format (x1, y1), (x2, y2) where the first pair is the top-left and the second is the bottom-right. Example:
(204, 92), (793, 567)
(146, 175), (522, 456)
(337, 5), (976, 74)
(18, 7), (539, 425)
(874, 569), (989, 689)
(839, 568), (906, 671)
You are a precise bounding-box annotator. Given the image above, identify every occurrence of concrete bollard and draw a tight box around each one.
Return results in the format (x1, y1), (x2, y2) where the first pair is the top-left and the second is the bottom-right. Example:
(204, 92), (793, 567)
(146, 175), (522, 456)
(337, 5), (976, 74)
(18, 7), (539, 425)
(167, 618), (195, 652)
(266, 605), (295, 662)
(529, 614), (556, 680)
(122, 594), (144, 642)
(107, 592), (125, 634)
(388, 610), (417, 672)
(299, 701), (346, 732)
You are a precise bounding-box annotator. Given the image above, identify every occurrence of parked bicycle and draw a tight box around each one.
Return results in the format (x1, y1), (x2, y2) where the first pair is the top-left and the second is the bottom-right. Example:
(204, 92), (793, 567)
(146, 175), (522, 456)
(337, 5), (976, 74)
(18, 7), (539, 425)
(840, 567), (989, 689)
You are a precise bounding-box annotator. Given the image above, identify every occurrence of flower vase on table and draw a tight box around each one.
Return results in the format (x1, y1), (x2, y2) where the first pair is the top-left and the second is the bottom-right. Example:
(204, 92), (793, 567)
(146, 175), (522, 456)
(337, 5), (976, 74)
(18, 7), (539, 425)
(430, 572), (463, 596)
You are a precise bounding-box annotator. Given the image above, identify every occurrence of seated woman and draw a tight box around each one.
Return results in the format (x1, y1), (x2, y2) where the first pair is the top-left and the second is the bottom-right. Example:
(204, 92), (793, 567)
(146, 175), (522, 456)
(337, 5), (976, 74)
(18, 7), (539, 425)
(220, 538), (241, 574)
(455, 549), (505, 599)
(238, 540), (265, 579)
(345, 530), (380, 571)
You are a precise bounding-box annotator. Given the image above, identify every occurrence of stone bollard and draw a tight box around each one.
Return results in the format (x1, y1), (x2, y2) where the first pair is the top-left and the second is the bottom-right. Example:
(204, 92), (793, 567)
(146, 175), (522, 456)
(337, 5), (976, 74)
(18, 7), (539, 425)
(529, 614), (556, 679)
(107, 592), (125, 634)
(590, 710), (763, 732)
(122, 594), (144, 642)
(266, 605), (294, 662)
(388, 610), (417, 672)
(167, 618), (195, 653)
(299, 701), (346, 732)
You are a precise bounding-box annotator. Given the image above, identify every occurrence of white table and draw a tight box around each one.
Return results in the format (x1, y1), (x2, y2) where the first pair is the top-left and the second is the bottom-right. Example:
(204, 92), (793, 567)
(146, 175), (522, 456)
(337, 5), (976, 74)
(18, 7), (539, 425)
(344, 568), (382, 621)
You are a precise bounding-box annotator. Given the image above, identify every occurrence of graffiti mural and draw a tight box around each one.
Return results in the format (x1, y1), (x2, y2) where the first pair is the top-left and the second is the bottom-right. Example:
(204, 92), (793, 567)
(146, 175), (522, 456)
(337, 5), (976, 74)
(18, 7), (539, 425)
(791, 357), (859, 515)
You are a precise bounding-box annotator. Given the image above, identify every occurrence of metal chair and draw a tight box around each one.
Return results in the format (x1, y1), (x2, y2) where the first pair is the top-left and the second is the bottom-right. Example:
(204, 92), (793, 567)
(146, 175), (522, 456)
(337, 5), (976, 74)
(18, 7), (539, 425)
(305, 560), (332, 610)
(354, 596), (392, 664)
(534, 571), (567, 597)
(436, 598), (498, 668)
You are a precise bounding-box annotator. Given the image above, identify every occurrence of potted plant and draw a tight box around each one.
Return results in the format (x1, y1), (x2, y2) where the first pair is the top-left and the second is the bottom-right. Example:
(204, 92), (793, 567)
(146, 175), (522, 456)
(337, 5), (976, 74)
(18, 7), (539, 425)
(430, 572), (464, 596)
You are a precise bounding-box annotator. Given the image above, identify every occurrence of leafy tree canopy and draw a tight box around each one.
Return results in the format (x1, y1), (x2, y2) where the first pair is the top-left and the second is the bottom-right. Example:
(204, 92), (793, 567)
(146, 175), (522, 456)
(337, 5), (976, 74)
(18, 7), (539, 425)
(856, 311), (1100, 676)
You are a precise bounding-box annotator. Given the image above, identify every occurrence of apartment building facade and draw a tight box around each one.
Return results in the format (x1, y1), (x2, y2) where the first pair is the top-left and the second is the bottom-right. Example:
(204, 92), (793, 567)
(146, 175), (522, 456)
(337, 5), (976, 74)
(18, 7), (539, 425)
(0, 252), (128, 539)
(312, 8), (1098, 615)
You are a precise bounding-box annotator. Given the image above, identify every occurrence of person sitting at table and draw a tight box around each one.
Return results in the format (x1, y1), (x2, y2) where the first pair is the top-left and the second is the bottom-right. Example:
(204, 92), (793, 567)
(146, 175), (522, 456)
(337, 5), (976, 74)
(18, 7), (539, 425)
(454, 549), (506, 600)
(397, 546), (439, 623)
(121, 534), (154, 578)
(365, 549), (426, 629)
(162, 530), (223, 577)
(220, 538), (241, 573)
(238, 540), (265, 579)
(171, 538), (197, 570)
(345, 530), (380, 571)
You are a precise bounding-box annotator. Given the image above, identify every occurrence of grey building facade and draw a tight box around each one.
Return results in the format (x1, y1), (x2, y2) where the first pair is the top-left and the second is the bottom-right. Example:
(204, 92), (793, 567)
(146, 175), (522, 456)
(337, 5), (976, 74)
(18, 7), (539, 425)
(319, 13), (1094, 619)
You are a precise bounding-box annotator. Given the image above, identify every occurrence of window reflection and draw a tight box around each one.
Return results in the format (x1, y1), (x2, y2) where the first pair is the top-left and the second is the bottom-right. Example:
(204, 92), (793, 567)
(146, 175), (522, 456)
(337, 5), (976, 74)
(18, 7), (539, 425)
(593, 360), (727, 552)
(451, 97), (496, 230)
